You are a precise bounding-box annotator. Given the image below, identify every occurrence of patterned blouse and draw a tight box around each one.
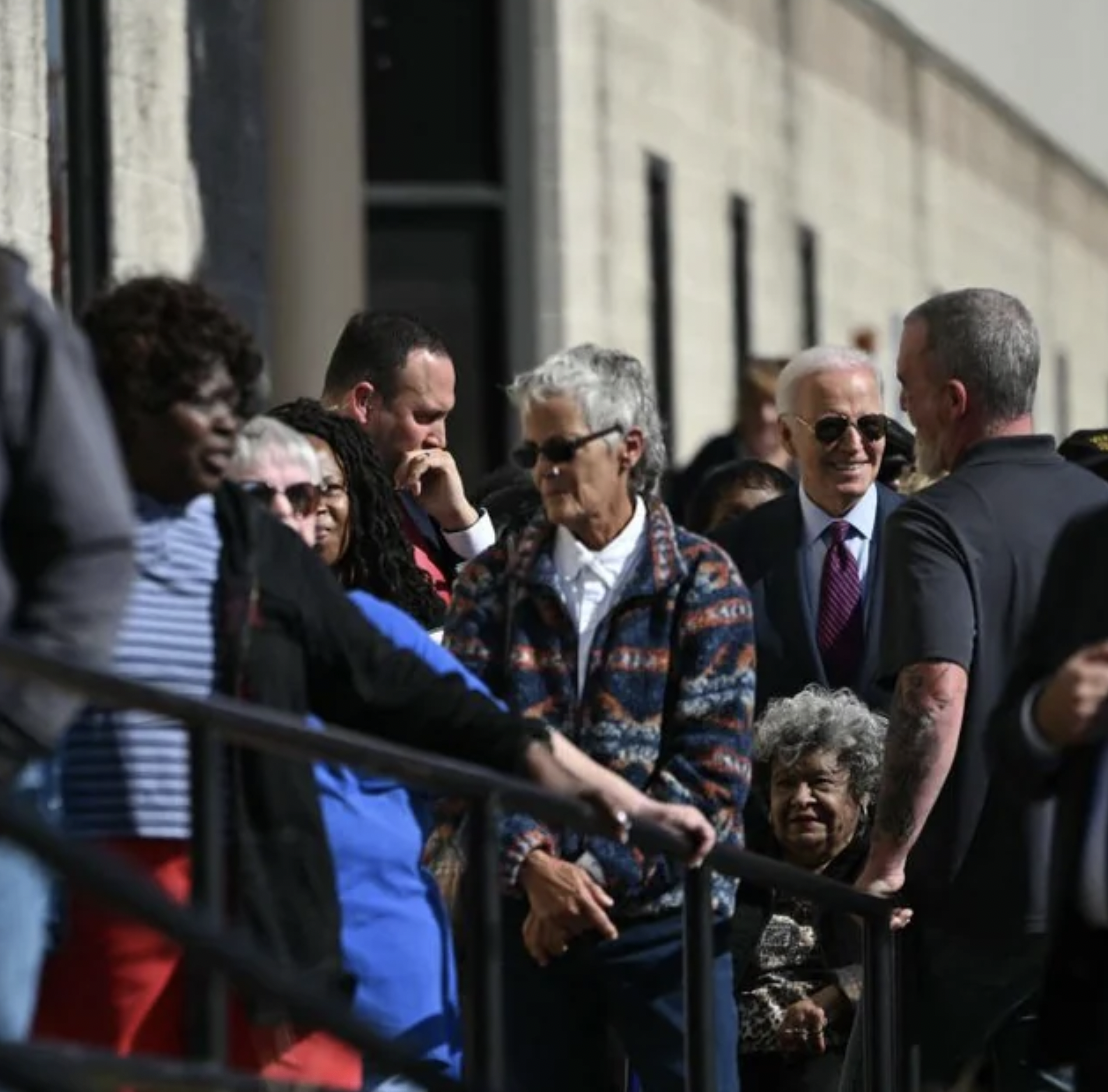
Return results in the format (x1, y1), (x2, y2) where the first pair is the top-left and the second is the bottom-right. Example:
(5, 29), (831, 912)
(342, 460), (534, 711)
(739, 892), (862, 1054)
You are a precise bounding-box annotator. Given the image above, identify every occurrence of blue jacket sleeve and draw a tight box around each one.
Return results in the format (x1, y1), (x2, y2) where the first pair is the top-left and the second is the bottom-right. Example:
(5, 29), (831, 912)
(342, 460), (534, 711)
(346, 590), (501, 705)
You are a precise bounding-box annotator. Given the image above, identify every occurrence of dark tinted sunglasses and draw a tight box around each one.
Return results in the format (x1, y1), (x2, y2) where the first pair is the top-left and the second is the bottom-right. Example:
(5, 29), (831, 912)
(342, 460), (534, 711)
(794, 413), (889, 446)
(240, 480), (320, 517)
(511, 425), (623, 470)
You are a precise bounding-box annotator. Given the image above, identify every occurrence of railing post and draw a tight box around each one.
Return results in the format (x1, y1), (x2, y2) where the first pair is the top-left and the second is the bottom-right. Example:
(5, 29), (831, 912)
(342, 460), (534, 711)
(862, 915), (898, 1092)
(186, 728), (227, 1065)
(683, 867), (717, 1092)
(463, 795), (506, 1092)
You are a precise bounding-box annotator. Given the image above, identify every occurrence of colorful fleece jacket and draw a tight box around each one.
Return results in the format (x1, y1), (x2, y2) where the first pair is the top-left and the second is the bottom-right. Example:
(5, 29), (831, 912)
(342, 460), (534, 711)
(444, 497), (755, 917)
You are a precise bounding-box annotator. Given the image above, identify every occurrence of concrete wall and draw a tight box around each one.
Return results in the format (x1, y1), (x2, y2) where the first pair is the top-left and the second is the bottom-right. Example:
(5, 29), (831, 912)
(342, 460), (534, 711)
(0, 0), (51, 285)
(538, 0), (1108, 462)
(108, 0), (268, 337)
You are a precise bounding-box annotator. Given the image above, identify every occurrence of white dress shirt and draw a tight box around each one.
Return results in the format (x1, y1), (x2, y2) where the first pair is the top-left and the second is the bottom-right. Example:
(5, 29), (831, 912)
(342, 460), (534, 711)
(442, 509), (497, 562)
(798, 483), (879, 611)
(1021, 689), (1108, 927)
(552, 498), (648, 694)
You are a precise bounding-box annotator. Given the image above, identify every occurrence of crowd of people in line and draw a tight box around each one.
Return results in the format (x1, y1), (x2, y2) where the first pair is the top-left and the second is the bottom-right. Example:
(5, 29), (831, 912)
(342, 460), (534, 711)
(2, 241), (1108, 1092)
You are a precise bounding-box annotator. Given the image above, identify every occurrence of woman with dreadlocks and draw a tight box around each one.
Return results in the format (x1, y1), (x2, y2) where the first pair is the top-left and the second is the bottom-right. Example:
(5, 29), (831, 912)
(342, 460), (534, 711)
(269, 398), (477, 1087)
(271, 398), (445, 632)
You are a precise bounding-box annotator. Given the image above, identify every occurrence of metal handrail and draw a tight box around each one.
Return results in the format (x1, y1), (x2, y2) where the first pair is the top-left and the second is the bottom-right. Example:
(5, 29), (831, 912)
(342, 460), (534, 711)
(0, 636), (904, 1092)
(0, 637), (892, 918)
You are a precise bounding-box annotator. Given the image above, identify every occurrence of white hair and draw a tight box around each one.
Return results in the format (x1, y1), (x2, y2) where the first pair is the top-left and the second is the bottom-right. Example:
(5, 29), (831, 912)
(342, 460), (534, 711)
(508, 343), (668, 496)
(776, 346), (884, 416)
(231, 416), (321, 484)
(754, 685), (888, 802)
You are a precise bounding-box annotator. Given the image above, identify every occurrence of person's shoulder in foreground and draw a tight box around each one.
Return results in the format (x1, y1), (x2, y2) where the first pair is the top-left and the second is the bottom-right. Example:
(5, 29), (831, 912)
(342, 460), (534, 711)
(0, 247), (134, 779)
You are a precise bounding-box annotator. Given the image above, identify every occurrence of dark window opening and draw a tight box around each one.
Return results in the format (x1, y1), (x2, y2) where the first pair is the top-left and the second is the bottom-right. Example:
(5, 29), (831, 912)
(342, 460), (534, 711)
(364, 0), (501, 184)
(647, 156), (675, 451)
(730, 196), (751, 382)
(367, 208), (505, 482)
(60, 0), (111, 314)
(799, 224), (819, 347)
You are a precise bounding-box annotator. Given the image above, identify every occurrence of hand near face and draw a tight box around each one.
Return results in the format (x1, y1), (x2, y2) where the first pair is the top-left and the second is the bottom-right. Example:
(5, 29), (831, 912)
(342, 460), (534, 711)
(1034, 640), (1108, 749)
(393, 448), (479, 532)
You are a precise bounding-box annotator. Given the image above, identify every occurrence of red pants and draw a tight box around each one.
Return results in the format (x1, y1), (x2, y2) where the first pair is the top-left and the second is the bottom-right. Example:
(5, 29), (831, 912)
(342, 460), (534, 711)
(34, 839), (361, 1089)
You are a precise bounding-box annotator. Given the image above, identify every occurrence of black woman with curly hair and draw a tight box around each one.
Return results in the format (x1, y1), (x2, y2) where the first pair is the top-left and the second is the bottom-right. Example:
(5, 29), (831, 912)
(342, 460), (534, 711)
(33, 277), (717, 1091)
(270, 398), (445, 632)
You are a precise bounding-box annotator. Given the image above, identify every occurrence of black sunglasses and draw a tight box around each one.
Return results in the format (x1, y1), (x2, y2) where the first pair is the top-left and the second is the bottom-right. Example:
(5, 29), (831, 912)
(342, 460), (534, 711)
(511, 425), (623, 470)
(793, 413), (889, 446)
(240, 480), (320, 517)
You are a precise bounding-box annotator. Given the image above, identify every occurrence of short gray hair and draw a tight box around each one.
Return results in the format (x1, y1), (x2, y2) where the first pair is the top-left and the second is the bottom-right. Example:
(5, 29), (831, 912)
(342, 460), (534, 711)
(776, 347), (883, 416)
(508, 343), (668, 496)
(231, 416), (321, 484)
(905, 288), (1039, 424)
(754, 686), (887, 802)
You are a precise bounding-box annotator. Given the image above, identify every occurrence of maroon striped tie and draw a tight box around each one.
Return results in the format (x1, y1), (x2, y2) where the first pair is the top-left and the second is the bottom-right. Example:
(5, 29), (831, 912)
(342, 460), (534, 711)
(817, 520), (864, 689)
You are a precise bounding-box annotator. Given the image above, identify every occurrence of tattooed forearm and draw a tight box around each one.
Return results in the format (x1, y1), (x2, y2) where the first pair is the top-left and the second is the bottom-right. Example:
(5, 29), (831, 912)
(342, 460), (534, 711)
(873, 663), (966, 850)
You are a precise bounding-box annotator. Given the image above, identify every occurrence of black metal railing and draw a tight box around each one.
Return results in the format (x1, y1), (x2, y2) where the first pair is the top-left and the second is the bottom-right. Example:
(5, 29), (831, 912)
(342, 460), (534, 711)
(0, 637), (905, 1092)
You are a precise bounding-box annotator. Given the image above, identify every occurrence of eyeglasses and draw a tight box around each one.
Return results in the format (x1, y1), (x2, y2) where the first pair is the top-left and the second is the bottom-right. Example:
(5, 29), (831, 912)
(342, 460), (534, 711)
(240, 480), (320, 517)
(511, 425), (623, 470)
(791, 413), (889, 446)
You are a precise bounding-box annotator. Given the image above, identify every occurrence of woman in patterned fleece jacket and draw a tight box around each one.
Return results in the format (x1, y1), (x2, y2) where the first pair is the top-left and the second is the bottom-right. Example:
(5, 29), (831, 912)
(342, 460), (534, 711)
(446, 343), (755, 1092)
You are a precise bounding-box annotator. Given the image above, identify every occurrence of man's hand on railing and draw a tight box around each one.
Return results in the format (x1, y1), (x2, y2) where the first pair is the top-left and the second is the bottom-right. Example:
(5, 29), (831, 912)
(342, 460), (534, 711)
(854, 864), (914, 930)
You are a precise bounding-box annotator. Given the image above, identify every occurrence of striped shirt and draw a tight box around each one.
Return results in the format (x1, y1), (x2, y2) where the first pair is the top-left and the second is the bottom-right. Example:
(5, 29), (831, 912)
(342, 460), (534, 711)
(60, 493), (221, 839)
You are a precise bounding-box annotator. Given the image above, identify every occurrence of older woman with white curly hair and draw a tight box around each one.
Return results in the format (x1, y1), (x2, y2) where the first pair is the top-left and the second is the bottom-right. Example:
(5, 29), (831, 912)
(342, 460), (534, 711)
(446, 343), (756, 1092)
(731, 686), (887, 1092)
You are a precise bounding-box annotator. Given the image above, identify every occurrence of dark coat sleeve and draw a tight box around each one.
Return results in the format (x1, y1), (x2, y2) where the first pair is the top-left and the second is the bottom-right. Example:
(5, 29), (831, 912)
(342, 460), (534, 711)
(988, 505), (1107, 799)
(287, 530), (552, 776)
(0, 252), (135, 772)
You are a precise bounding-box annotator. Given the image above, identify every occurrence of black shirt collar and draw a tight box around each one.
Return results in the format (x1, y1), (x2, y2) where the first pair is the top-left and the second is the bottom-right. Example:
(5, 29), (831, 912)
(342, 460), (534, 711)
(953, 434), (1057, 471)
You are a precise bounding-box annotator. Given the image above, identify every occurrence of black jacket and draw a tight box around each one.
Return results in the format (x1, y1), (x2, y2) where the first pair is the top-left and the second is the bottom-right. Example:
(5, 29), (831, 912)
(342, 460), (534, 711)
(211, 485), (549, 1021)
(989, 501), (1108, 1065)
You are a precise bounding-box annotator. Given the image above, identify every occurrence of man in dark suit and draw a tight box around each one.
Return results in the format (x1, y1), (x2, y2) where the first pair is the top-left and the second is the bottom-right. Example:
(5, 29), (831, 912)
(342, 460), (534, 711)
(991, 501), (1108, 1090)
(715, 346), (902, 716)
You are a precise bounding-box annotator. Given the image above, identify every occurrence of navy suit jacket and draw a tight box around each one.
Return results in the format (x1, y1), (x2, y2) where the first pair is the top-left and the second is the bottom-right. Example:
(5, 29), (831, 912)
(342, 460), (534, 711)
(713, 483), (904, 716)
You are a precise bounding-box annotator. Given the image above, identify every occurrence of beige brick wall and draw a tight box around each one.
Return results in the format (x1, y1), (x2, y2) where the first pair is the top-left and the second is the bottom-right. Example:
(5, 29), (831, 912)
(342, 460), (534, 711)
(542, 0), (1108, 462)
(0, 0), (50, 286)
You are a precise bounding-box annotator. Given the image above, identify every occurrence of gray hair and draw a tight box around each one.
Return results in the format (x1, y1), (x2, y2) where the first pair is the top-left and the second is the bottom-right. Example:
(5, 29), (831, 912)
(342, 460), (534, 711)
(905, 288), (1039, 424)
(231, 415), (321, 484)
(776, 346), (884, 416)
(508, 343), (668, 496)
(754, 686), (887, 802)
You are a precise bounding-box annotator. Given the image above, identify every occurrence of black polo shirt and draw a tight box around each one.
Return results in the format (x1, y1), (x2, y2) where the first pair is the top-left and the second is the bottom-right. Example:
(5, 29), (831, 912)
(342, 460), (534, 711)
(879, 435), (1108, 938)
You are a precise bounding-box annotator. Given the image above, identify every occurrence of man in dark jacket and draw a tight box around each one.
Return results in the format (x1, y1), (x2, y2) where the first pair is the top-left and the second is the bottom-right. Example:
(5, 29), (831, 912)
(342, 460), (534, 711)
(0, 249), (134, 1056)
(991, 502), (1108, 1090)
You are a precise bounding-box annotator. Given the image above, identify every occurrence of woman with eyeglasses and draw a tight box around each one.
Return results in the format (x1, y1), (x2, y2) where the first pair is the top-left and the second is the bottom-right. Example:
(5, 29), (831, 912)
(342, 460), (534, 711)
(231, 415), (324, 532)
(444, 343), (756, 1092)
(230, 407), (480, 1089)
(270, 398), (445, 631)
